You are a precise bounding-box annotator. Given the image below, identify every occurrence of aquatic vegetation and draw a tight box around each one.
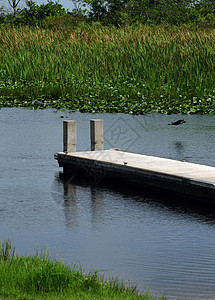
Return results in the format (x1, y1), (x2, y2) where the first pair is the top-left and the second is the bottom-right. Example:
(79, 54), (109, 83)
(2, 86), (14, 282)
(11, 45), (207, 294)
(0, 25), (215, 114)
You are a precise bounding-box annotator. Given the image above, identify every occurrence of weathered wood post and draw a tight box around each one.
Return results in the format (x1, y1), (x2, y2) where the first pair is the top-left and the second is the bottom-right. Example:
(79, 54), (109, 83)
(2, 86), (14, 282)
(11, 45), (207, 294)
(90, 119), (104, 151)
(63, 120), (76, 153)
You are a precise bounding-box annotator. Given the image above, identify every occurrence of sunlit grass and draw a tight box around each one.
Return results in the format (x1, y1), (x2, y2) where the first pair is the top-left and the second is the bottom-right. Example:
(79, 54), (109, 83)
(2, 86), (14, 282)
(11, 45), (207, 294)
(0, 25), (215, 114)
(0, 240), (164, 299)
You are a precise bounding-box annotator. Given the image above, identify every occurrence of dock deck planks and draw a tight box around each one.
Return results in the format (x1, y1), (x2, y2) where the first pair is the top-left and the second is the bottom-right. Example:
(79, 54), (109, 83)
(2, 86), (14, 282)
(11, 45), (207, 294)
(55, 149), (215, 202)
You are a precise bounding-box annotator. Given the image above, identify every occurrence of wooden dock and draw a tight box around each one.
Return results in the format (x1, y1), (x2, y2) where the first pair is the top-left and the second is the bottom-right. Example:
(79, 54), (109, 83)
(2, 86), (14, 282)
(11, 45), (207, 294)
(55, 120), (215, 203)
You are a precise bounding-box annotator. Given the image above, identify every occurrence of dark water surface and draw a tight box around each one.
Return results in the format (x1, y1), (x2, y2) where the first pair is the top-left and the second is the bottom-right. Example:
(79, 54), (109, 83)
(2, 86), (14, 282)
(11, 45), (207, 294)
(1, 108), (215, 299)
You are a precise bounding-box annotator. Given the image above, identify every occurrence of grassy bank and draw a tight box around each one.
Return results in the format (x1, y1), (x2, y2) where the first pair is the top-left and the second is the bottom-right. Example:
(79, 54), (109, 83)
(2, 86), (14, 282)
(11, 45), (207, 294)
(0, 241), (164, 299)
(0, 25), (215, 114)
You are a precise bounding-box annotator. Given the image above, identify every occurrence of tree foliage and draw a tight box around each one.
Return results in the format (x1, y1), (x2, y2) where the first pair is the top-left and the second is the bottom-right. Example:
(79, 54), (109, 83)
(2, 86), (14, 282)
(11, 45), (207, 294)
(83, 0), (215, 26)
(1, 0), (69, 26)
(0, 0), (215, 27)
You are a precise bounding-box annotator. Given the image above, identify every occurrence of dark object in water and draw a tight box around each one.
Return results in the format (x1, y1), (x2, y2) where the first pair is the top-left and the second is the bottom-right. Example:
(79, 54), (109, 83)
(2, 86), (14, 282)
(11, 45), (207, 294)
(168, 119), (187, 126)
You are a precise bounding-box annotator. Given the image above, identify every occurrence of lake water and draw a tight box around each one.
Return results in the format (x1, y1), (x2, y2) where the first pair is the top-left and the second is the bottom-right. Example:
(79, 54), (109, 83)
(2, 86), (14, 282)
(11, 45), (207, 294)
(1, 107), (215, 299)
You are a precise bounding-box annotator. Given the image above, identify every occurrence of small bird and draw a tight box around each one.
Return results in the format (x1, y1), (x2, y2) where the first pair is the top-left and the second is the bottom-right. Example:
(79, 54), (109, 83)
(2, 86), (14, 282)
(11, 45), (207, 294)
(168, 119), (187, 126)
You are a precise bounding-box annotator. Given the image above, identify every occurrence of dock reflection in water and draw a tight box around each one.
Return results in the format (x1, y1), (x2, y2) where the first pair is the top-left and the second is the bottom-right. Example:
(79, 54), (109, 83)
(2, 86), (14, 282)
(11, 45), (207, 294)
(53, 171), (215, 227)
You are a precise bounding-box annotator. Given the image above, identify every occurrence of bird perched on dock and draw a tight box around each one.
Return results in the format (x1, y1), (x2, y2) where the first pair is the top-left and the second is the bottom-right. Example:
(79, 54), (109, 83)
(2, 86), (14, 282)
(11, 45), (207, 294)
(168, 119), (187, 126)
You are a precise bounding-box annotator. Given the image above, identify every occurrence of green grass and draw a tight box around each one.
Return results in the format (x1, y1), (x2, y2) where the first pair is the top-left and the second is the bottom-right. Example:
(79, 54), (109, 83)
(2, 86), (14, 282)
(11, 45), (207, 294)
(0, 240), (164, 300)
(0, 25), (215, 114)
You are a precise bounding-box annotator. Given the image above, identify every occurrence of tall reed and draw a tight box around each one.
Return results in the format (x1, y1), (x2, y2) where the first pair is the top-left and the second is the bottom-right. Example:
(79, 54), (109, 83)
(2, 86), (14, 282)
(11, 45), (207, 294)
(0, 25), (215, 113)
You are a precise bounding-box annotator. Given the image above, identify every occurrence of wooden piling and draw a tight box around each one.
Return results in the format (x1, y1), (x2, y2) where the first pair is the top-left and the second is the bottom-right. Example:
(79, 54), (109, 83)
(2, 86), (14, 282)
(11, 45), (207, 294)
(63, 120), (76, 153)
(90, 119), (104, 151)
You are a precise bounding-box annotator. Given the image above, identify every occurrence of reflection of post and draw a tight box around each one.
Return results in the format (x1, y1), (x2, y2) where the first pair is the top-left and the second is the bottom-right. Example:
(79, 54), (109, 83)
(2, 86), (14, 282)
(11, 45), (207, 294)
(91, 188), (104, 226)
(64, 181), (78, 228)
(174, 141), (185, 161)
(90, 119), (104, 151)
(63, 120), (76, 153)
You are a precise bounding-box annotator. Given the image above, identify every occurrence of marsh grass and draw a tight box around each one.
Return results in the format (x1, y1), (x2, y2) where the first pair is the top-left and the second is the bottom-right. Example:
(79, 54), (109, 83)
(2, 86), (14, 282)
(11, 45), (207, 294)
(0, 240), (15, 263)
(0, 25), (215, 114)
(0, 241), (163, 299)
